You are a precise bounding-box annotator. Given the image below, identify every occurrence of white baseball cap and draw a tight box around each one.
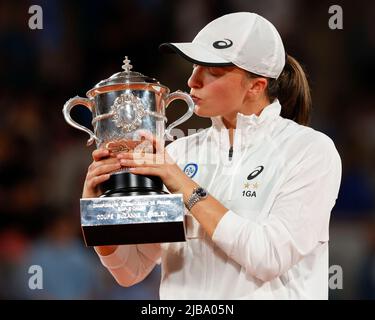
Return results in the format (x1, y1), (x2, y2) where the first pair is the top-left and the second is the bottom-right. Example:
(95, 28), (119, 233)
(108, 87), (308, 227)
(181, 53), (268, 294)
(160, 12), (285, 79)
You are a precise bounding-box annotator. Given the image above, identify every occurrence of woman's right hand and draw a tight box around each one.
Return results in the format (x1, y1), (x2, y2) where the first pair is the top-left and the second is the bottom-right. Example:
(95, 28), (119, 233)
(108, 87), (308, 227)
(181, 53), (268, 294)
(84, 148), (122, 256)
(82, 148), (122, 198)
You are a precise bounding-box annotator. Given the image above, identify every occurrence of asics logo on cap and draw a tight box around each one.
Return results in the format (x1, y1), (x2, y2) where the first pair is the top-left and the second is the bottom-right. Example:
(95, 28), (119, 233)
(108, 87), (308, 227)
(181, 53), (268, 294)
(212, 39), (233, 49)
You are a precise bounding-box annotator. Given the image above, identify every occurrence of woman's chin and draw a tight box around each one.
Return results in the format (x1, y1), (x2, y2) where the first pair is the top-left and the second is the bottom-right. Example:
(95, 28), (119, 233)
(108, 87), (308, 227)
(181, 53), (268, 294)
(194, 105), (216, 118)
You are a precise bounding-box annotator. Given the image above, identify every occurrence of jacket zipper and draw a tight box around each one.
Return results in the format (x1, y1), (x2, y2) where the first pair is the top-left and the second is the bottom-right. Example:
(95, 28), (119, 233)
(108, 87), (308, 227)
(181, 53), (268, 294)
(228, 146), (233, 161)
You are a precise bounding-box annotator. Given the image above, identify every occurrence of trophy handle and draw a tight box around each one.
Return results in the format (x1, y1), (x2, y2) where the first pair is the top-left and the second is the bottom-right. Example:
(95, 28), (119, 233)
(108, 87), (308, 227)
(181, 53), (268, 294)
(164, 90), (195, 141)
(62, 96), (99, 146)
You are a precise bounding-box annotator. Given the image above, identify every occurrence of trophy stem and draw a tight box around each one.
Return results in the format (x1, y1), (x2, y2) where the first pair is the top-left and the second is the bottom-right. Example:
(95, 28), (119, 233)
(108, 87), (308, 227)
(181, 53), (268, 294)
(100, 172), (166, 197)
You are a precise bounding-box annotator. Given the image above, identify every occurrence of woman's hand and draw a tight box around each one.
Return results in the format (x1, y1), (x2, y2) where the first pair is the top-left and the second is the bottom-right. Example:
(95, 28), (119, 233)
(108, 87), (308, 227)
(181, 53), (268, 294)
(82, 148), (122, 198)
(84, 149), (122, 255)
(116, 134), (195, 195)
(116, 133), (227, 238)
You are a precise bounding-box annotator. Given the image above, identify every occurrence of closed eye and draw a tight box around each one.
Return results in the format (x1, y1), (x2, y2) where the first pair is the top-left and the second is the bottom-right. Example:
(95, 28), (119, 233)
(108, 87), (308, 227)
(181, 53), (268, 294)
(207, 67), (227, 77)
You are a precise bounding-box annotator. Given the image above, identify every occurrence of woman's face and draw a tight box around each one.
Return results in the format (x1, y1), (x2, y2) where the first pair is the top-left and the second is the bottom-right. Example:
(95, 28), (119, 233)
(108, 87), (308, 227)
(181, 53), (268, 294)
(187, 65), (251, 119)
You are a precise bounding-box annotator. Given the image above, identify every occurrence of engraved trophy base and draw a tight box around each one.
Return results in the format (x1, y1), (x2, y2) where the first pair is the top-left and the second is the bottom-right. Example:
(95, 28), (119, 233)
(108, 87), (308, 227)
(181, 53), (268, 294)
(80, 172), (186, 246)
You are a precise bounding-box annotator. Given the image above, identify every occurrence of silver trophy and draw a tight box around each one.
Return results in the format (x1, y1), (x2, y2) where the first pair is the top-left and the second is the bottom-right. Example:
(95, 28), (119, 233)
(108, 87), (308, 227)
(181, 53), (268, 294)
(63, 56), (194, 246)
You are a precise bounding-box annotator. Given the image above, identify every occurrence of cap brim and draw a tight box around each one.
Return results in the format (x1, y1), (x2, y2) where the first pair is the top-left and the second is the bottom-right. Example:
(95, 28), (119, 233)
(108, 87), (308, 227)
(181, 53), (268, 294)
(159, 42), (234, 67)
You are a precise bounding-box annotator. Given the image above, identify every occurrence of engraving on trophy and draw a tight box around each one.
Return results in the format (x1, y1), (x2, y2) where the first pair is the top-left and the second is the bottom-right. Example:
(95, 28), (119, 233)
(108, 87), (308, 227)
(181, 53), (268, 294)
(105, 136), (153, 155)
(111, 93), (146, 133)
(106, 140), (132, 153)
(81, 195), (185, 226)
(80, 194), (186, 246)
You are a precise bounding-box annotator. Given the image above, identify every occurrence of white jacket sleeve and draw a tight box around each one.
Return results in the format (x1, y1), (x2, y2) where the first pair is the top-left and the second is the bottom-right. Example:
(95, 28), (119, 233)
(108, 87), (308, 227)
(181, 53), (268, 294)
(94, 243), (161, 287)
(212, 135), (342, 282)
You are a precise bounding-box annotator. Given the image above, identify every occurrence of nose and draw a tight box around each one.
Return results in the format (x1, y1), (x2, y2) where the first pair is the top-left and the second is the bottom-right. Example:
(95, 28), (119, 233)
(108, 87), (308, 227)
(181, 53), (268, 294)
(187, 65), (203, 89)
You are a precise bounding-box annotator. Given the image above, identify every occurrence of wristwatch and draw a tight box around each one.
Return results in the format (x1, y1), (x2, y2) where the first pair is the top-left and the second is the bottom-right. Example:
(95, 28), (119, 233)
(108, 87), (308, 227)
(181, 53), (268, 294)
(186, 187), (208, 210)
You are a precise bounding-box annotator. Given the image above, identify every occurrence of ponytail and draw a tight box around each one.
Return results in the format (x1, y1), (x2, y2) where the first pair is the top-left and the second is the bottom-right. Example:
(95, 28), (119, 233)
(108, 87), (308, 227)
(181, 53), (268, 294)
(267, 54), (312, 126)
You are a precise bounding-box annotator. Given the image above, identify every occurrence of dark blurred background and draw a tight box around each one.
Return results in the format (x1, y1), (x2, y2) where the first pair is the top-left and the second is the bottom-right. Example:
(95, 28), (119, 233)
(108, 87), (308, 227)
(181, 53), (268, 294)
(0, 0), (374, 299)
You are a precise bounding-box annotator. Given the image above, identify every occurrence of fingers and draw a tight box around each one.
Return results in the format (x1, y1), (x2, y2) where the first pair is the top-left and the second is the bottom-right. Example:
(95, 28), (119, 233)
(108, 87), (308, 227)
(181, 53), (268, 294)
(88, 156), (120, 174)
(87, 162), (122, 180)
(83, 154), (122, 198)
(127, 166), (161, 176)
(137, 130), (164, 153)
(119, 158), (163, 167)
(92, 148), (110, 161)
(83, 162), (121, 198)
(82, 165), (112, 198)
(117, 152), (165, 167)
(85, 173), (111, 192)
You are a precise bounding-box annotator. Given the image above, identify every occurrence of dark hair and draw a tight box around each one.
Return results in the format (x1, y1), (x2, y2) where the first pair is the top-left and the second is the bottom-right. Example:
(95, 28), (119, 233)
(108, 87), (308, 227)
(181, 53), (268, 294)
(249, 54), (312, 126)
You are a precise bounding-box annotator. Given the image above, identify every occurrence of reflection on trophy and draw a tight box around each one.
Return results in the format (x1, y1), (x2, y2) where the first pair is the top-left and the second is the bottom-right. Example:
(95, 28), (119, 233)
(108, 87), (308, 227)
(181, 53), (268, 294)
(63, 56), (194, 246)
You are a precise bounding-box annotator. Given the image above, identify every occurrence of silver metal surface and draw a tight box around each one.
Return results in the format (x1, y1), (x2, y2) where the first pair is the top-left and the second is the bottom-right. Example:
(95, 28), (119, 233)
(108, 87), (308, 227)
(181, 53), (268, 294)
(121, 56), (133, 73)
(62, 56), (195, 149)
(80, 194), (185, 226)
(62, 96), (99, 146)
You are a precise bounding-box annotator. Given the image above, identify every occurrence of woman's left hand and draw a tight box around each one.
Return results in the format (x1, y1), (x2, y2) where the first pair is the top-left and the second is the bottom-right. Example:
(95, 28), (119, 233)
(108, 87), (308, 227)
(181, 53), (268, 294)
(116, 134), (194, 195)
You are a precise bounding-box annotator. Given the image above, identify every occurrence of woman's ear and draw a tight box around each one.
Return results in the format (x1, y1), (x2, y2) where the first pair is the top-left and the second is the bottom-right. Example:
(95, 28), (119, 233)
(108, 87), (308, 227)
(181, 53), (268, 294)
(247, 78), (268, 97)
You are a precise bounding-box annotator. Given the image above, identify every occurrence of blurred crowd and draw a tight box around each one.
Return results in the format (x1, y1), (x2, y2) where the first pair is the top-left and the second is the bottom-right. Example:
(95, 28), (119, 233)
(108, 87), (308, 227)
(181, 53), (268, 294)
(0, 0), (374, 299)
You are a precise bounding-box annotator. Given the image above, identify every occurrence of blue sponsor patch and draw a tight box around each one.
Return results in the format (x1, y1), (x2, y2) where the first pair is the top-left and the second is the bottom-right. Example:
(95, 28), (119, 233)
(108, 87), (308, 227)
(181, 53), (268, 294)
(183, 163), (198, 178)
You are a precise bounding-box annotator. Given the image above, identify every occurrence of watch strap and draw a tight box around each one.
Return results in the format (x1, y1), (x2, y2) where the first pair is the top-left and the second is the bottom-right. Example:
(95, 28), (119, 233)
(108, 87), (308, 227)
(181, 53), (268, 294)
(186, 187), (208, 211)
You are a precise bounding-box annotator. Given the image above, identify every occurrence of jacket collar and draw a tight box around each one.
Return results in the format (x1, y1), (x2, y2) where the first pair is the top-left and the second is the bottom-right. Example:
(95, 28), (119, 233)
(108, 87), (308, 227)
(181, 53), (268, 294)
(210, 99), (281, 131)
(207, 100), (281, 153)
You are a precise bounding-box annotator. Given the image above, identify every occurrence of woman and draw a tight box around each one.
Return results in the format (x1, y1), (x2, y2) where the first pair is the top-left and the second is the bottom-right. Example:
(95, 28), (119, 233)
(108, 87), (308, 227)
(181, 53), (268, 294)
(83, 12), (342, 299)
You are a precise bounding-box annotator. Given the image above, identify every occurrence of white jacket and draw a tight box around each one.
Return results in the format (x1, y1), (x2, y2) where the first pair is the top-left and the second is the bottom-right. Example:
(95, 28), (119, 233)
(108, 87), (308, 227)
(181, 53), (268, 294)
(95, 100), (342, 299)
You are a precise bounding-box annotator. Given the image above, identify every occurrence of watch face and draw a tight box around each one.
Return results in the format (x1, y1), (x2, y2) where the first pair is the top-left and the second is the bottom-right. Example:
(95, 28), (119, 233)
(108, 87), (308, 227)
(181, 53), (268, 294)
(196, 187), (207, 198)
